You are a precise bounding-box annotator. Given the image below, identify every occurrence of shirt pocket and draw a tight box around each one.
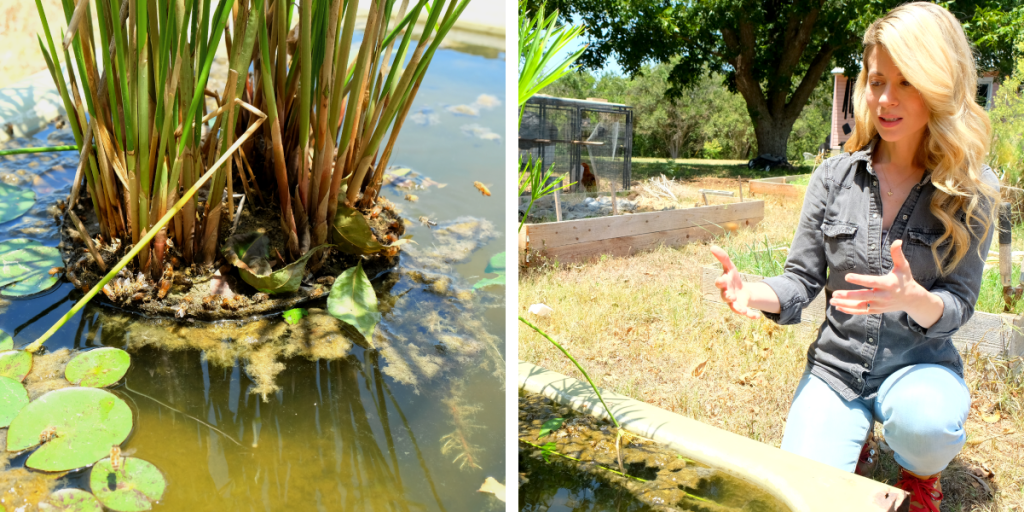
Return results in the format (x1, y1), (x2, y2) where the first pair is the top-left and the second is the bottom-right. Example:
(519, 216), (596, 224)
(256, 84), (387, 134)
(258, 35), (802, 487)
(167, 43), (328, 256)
(905, 228), (950, 283)
(821, 220), (858, 272)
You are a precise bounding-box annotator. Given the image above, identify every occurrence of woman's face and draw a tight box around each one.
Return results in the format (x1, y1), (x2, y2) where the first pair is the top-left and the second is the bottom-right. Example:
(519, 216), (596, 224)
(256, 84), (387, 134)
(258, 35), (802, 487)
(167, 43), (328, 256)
(864, 46), (930, 145)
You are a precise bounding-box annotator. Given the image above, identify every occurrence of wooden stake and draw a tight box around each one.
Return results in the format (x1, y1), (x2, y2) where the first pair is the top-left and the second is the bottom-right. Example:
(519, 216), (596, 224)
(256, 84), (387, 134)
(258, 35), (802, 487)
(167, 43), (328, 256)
(610, 178), (618, 215)
(553, 187), (562, 222)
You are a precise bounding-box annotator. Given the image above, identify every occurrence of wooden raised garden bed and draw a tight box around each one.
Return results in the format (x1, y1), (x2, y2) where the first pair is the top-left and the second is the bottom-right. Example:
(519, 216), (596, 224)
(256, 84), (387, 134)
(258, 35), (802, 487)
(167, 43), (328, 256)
(748, 174), (811, 198)
(700, 265), (1024, 358)
(519, 201), (765, 266)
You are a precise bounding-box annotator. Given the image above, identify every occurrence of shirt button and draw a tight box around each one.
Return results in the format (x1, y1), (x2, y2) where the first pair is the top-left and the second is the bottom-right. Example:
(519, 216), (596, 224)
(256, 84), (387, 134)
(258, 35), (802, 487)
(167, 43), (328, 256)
(863, 362), (870, 368)
(872, 214), (877, 218)
(902, 215), (908, 220)
(857, 377), (863, 382)
(873, 180), (878, 186)
(868, 337), (874, 343)
(869, 244), (875, 250)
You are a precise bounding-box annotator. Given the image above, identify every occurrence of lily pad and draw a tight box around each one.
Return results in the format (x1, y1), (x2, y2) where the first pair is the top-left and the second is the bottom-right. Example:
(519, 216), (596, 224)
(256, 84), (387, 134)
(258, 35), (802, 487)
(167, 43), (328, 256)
(7, 387), (133, 471)
(282, 308), (308, 325)
(90, 457), (167, 512)
(0, 328), (13, 351)
(0, 240), (62, 296)
(0, 350), (31, 381)
(473, 251), (506, 290)
(39, 489), (104, 512)
(327, 263), (380, 342)
(0, 182), (35, 223)
(65, 348), (131, 387)
(223, 233), (330, 294)
(0, 375), (28, 428)
(331, 206), (387, 255)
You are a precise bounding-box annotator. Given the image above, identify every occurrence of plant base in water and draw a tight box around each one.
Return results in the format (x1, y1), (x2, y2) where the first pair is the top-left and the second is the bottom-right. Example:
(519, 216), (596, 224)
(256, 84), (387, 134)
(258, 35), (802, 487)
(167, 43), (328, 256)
(58, 194), (405, 321)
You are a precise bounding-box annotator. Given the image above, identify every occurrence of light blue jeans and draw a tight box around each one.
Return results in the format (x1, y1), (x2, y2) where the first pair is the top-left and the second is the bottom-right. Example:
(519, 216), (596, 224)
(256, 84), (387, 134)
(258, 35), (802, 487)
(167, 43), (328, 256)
(780, 364), (970, 476)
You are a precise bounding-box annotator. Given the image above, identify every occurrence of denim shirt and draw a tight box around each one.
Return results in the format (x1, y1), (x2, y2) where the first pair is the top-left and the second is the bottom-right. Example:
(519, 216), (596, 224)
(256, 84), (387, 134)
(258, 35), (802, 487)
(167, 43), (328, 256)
(761, 139), (996, 401)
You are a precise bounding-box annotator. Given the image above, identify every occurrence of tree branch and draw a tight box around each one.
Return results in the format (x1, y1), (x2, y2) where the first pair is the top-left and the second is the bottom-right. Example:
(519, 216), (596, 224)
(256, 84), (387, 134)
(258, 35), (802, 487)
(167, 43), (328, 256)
(784, 44), (836, 120)
(723, 20), (768, 121)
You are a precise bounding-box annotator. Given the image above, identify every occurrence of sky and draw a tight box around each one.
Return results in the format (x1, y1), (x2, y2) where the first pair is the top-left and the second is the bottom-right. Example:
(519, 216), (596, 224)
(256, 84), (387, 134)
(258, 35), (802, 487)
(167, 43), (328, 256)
(550, 14), (625, 78)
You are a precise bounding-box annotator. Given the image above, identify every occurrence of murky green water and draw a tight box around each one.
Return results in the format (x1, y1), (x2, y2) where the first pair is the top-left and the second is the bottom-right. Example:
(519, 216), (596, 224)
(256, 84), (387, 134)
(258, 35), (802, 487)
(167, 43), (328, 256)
(0, 42), (505, 511)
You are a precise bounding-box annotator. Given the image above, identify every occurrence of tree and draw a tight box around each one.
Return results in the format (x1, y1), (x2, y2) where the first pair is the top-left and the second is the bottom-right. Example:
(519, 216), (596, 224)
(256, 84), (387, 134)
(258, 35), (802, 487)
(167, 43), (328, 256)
(540, 0), (1022, 162)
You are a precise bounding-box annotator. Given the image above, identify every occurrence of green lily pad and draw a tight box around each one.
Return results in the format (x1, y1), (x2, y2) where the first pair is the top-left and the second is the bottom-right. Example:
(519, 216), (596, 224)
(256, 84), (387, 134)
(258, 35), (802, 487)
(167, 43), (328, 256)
(0, 350), (32, 381)
(65, 348), (131, 387)
(473, 252), (506, 290)
(282, 308), (308, 325)
(0, 240), (61, 296)
(223, 233), (330, 294)
(7, 387), (133, 472)
(0, 375), (28, 428)
(331, 206), (387, 255)
(327, 263), (380, 342)
(39, 489), (104, 512)
(0, 328), (13, 351)
(90, 457), (167, 512)
(0, 182), (35, 223)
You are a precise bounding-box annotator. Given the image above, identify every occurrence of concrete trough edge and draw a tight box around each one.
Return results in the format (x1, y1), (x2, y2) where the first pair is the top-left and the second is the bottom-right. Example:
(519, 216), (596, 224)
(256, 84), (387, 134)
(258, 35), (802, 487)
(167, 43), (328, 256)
(519, 360), (909, 512)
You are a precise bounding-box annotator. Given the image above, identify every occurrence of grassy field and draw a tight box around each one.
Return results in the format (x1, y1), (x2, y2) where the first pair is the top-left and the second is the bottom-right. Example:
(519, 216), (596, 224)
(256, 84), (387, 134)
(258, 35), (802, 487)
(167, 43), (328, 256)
(520, 187), (1024, 511)
(630, 157), (813, 182)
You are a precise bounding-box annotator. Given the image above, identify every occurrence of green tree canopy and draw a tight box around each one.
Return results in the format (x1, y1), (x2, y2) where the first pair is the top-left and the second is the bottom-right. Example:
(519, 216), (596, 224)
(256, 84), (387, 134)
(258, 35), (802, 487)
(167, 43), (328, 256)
(538, 0), (1023, 161)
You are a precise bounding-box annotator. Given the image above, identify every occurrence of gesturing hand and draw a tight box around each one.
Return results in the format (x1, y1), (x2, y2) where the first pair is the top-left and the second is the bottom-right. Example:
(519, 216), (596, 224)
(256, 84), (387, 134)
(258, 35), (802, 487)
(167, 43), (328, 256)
(711, 245), (760, 319)
(829, 239), (922, 315)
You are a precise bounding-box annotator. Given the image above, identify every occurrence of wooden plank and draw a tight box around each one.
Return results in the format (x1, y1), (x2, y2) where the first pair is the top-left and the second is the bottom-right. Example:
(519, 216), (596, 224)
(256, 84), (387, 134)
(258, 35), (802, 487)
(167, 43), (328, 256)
(526, 218), (761, 266)
(523, 201), (764, 250)
(749, 180), (805, 198)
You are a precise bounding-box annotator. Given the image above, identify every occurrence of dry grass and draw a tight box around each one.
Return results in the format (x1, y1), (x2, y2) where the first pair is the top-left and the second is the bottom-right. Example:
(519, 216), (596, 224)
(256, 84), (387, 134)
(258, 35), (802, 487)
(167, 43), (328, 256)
(519, 182), (1024, 511)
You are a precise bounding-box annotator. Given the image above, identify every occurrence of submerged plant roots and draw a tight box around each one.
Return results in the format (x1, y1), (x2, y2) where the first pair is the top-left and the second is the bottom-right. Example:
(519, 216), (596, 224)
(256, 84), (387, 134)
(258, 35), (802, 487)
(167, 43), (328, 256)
(518, 393), (790, 512)
(59, 193), (405, 321)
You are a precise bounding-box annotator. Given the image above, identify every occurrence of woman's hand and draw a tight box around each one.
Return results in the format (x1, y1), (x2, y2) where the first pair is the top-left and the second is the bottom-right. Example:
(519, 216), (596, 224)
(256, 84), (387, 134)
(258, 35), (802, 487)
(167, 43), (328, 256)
(829, 240), (931, 316)
(711, 246), (761, 319)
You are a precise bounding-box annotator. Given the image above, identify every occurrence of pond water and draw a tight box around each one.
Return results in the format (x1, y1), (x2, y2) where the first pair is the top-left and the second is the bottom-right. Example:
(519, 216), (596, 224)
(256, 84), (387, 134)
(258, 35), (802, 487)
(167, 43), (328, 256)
(0, 42), (505, 510)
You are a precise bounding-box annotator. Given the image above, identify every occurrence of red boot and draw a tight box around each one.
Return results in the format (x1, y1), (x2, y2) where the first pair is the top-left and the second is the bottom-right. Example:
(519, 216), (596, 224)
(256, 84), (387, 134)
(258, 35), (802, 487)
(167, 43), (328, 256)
(895, 467), (943, 512)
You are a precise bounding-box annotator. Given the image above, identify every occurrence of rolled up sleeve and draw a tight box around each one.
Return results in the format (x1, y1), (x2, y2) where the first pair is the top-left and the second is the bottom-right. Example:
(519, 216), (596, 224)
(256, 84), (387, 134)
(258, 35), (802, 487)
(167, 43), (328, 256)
(761, 161), (831, 325)
(907, 172), (997, 338)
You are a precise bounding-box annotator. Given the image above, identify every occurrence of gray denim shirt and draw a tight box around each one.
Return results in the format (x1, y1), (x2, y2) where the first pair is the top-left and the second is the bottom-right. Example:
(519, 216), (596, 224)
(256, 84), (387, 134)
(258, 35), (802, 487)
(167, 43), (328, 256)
(761, 139), (996, 400)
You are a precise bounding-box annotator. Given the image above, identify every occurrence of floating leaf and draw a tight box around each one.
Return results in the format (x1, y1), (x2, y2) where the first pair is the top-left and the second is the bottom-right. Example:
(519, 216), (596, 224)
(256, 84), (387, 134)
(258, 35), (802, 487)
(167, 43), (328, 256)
(538, 417), (564, 438)
(7, 387), (133, 471)
(330, 206), (386, 255)
(282, 308), (308, 325)
(223, 233), (330, 294)
(473, 252), (506, 290)
(39, 489), (104, 512)
(90, 457), (167, 512)
(477, 476), (506, 502)
(0, 182), (34, 223)
(0, 350), (32, 381)
(0, 328), (12, 350)
(327, 263), (380, 342)
(0, 376), (28, 428)
(0, 242), (62, 296)
(65, 348), (131, 388)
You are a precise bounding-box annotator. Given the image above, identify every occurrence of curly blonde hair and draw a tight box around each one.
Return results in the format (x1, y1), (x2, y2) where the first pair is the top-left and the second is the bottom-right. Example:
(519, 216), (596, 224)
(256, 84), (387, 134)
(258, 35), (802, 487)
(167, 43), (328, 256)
(844, 2), (998, 275)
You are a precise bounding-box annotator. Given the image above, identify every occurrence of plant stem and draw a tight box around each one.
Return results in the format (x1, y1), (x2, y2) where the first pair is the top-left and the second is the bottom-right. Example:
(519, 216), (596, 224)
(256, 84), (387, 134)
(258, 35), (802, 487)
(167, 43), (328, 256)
(0, 146), (80, 156)
(519, 316), (620, 429)
(518, 440), (647, 483)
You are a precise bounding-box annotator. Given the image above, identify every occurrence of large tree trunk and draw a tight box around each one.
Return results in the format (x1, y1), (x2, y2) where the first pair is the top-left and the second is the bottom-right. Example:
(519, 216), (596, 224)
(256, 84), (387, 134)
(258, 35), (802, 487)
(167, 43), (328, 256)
(752, 114), (799, 160)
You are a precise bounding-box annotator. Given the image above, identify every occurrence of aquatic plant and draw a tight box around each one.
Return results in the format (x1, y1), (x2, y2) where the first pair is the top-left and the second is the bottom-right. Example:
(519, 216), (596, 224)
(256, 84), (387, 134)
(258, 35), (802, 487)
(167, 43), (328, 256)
(64, 347), (130, 387)
(90, 457), (167, 511)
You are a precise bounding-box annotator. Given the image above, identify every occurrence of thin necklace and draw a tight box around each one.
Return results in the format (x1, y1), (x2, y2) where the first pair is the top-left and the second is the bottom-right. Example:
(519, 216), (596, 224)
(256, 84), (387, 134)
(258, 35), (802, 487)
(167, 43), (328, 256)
(876, 163), (916, 197)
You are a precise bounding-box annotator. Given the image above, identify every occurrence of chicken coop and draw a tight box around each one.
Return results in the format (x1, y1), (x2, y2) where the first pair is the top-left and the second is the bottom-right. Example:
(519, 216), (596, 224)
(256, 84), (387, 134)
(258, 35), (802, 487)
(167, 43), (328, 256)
(519, 95), (634, 194)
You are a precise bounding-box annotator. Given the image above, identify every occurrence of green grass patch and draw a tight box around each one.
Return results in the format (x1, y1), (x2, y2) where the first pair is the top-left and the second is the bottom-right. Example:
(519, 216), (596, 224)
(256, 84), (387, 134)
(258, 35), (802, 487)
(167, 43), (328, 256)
(631, 158), (812, 182)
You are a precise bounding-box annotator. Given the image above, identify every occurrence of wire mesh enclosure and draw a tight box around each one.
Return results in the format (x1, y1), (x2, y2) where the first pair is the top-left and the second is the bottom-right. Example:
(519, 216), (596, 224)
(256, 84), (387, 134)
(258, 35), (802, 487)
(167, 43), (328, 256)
(519, 95), (634, 195)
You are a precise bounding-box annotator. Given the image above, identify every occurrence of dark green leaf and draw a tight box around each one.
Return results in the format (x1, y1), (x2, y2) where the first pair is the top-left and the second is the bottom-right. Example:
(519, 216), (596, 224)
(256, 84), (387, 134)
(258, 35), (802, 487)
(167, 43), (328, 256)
(0, 182), (35, 223)
(224, 233), (331, 294)
(282, 308), (308, 325)
(326, 263), (380, 342)
(7, 387), (133, 471)
(90, 457), (167, 511)
(39, 489), (104, 512)
(0, 350), (32, 382)
(331, 206), (386, 255)
(65, 347), (131, 388)
(538, 417), (564, 438)
(0, 243), (62, 296)
(0, 375), (28, 428)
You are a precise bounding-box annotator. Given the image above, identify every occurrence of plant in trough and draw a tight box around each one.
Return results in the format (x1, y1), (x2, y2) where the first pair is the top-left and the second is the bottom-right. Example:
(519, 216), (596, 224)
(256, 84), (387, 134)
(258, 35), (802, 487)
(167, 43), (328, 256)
(24, 0), (468, 349)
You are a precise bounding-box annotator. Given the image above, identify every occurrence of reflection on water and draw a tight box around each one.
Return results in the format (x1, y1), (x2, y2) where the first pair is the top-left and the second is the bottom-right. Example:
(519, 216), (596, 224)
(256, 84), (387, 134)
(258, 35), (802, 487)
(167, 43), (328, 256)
(0, 40), (505, 510)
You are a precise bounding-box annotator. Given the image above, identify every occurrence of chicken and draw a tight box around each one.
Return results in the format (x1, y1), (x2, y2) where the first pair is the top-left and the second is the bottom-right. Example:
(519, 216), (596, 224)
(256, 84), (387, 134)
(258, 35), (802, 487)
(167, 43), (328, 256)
(580, 162), (598, 193)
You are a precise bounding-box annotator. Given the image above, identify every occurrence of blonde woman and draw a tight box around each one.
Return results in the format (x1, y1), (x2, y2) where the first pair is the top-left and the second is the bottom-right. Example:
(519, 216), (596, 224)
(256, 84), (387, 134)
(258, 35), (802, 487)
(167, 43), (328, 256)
(711, 3), (997, 511)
